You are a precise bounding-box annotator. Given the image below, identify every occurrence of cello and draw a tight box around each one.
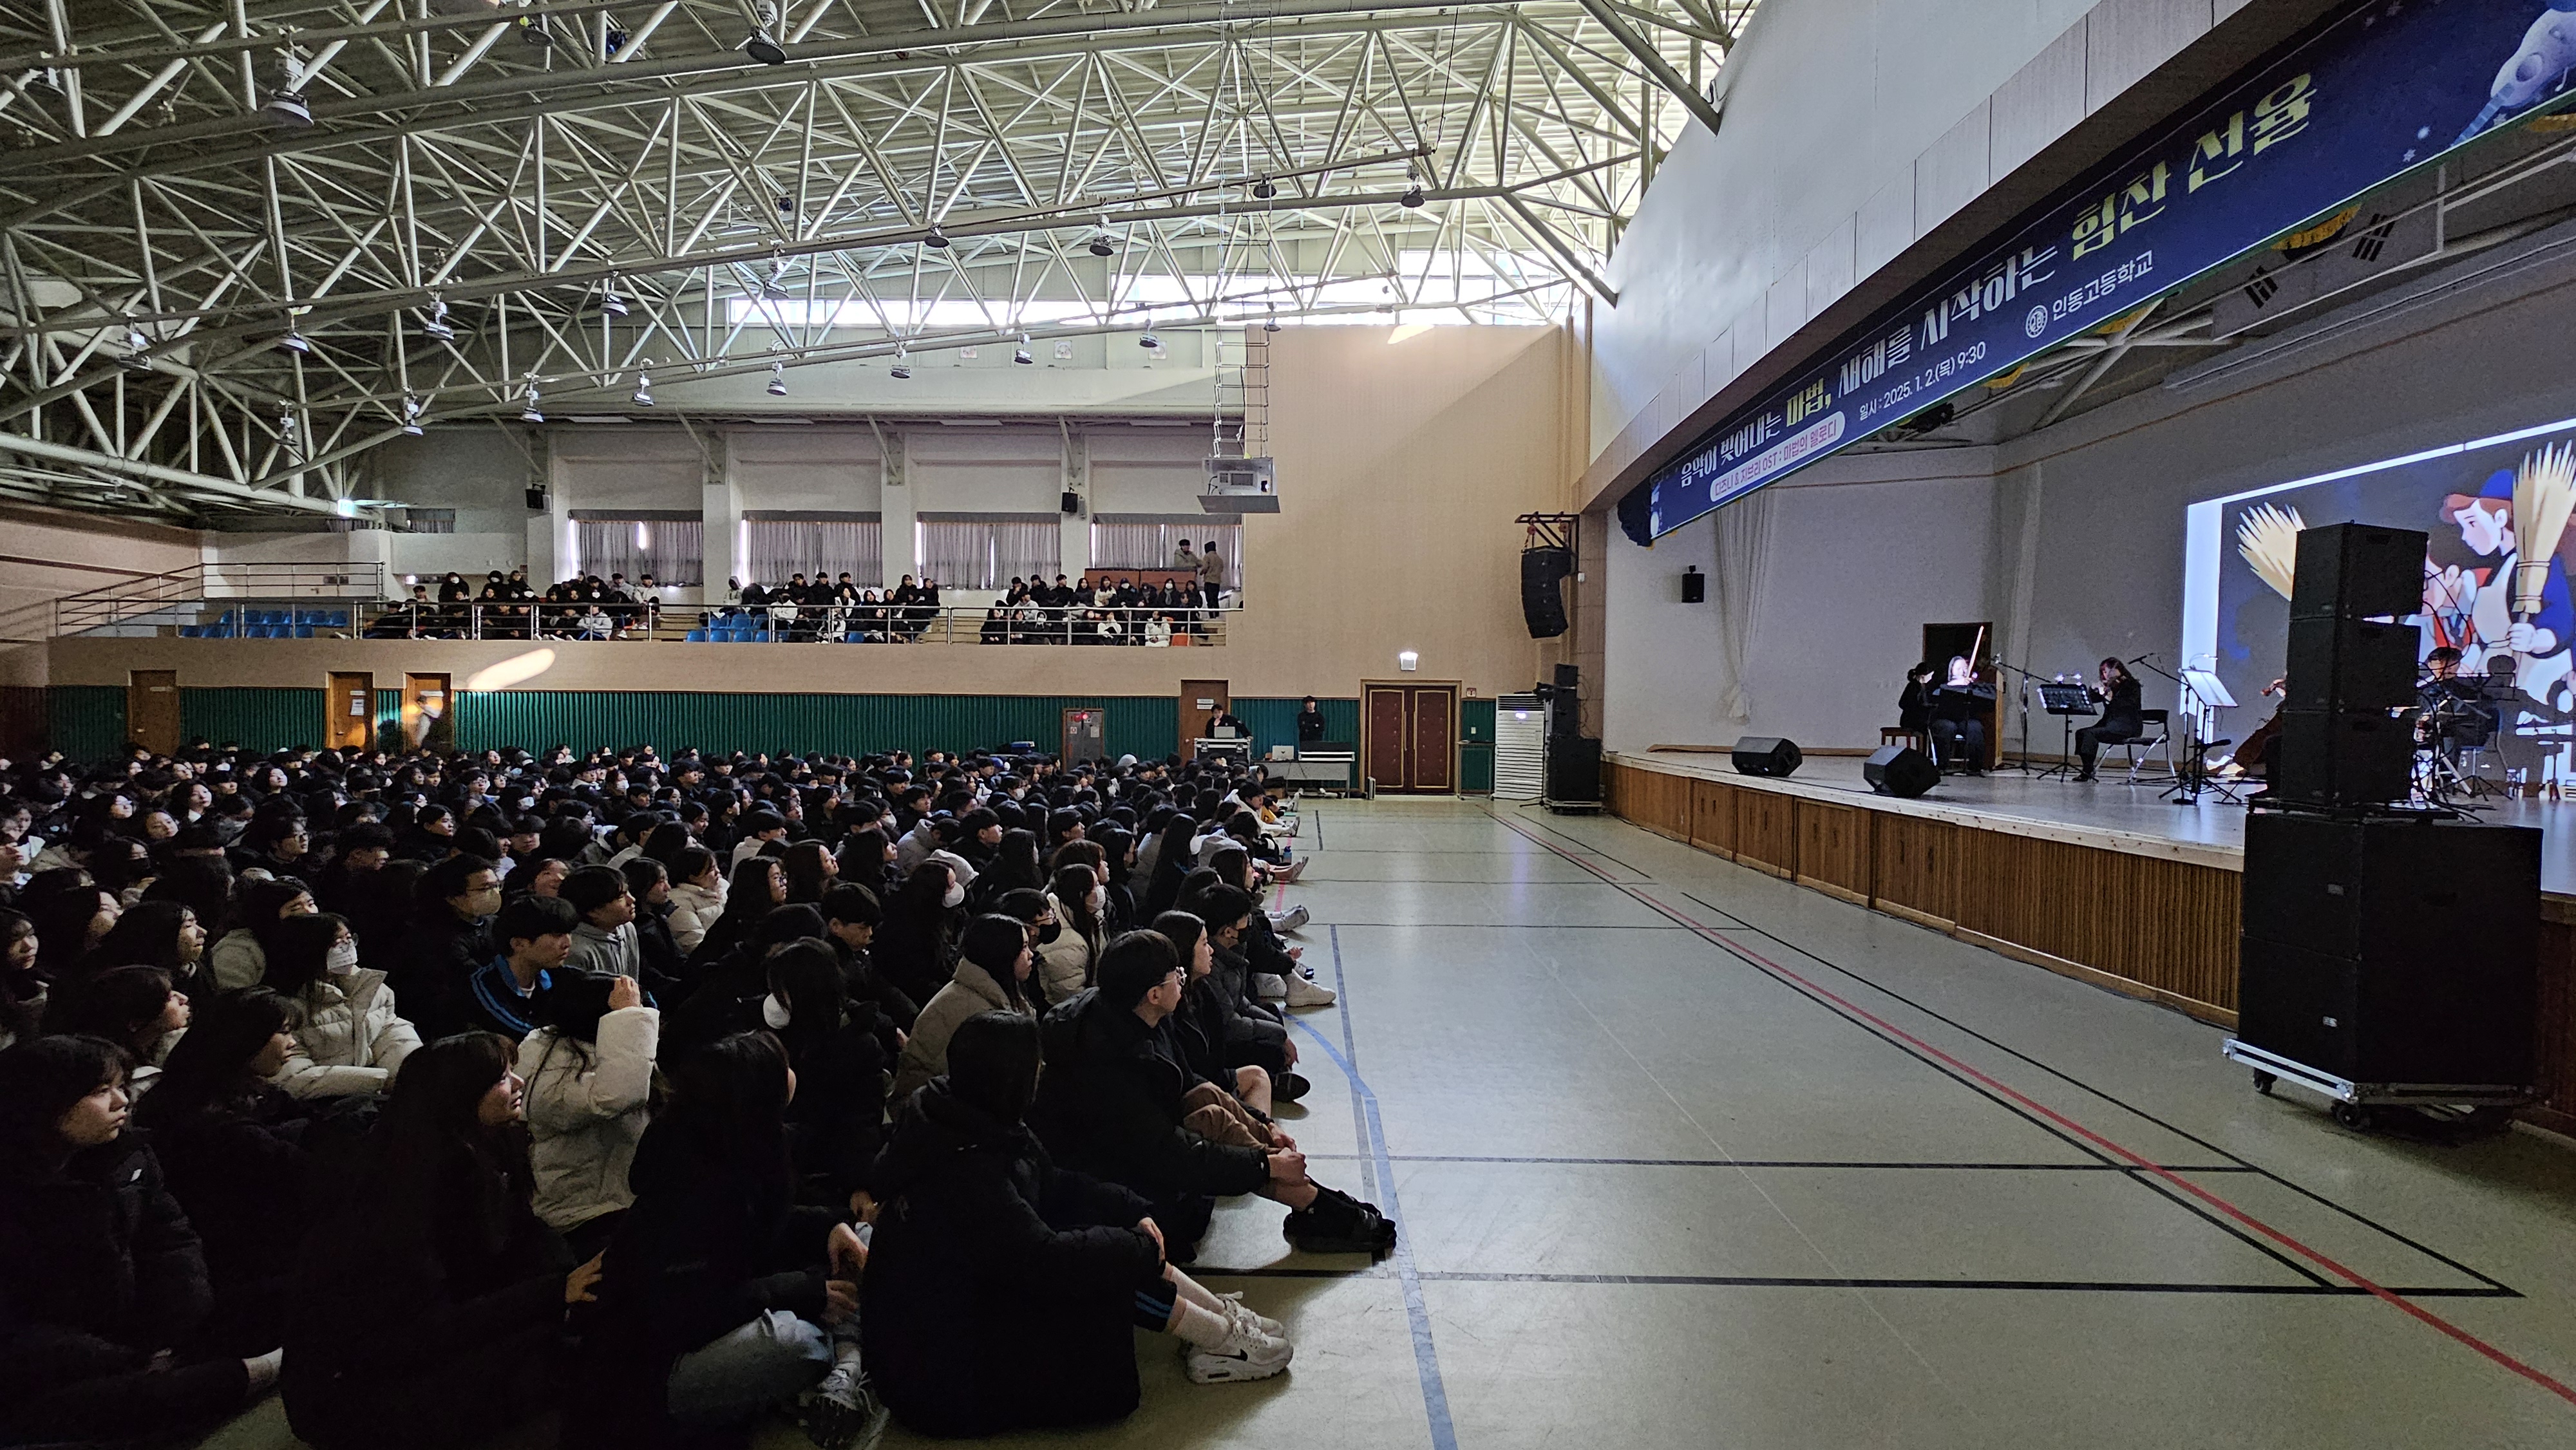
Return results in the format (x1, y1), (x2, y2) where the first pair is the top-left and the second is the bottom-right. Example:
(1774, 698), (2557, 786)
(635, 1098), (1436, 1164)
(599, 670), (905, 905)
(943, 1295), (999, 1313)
(2233, 677), (2287, 773)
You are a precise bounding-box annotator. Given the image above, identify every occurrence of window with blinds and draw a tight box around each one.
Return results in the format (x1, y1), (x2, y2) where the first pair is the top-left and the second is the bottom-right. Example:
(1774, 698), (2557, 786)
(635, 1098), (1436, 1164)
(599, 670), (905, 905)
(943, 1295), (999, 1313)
(914, 515), (1061, 589)
(1090, 516), (1241, 587)
(568, 514), (704, 585)
(741, 515), (882, 587)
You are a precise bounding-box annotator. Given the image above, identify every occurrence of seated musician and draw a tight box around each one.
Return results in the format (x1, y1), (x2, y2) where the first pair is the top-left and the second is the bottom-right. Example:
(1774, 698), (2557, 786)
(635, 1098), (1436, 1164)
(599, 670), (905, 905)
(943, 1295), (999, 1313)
(2072, 657), (2143, 782)
(1897, 663), (1938, 737)
(1928, 657), (1994, 777)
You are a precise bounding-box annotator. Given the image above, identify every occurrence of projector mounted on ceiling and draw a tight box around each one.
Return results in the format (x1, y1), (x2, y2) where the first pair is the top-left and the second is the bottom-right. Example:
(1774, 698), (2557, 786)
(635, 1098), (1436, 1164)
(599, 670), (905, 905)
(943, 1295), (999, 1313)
(1202, 457), (1279, 513)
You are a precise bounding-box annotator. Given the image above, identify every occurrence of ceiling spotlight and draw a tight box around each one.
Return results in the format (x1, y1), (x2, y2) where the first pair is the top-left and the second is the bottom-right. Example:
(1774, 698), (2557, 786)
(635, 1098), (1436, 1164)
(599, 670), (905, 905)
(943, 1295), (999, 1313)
(278, 326), (312, 355)
(1252, 176), (1276, 200)
(520, 380), (545, 424)
(762, 256), (790, 299)
(1013, 332), (1034, 366)
(1087, 232), (1115, 258)
(775, 194), (794, 214)
(1263, 306), (1280, 335)
(766, 361), (789, 396)
(744, 5), (788, 64)
(421, 297), (455, 342)
(120, 323), (151, 369)
(264, 90), (312, 127)
(925, 223), (951, 250)
(630, 366), (655, 408)
(399, 395), (426, 437)
(890, 345), (912, 381)
(1139, 329), (1160, 350)
(600, 279), (628, 317)
(1400, 182), (1426, 209)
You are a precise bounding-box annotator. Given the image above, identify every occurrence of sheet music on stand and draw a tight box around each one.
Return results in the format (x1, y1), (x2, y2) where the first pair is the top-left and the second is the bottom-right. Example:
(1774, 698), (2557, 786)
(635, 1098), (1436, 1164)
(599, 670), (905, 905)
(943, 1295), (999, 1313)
(2181, 668), (2235, 744)
(2038, 683), (2096, 715)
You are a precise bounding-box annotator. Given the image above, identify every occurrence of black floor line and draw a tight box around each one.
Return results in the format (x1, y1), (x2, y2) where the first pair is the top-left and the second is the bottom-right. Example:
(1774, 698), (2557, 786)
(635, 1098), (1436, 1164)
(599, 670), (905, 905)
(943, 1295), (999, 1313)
(1296, 877), (1627, 885)
(1497, 805), (2521, 1299)
(1497, 809), (1656, 878)
(1305, 921), (1689, 930)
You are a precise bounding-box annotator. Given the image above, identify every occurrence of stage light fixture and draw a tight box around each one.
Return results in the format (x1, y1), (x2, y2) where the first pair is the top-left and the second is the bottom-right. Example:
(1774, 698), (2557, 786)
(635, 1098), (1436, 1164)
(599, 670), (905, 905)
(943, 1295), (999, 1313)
(264, 90), (312, 127)
(743, 6), (788, 64)
(520, 381), (545, 424)
(1088, 233), (1115, 258)
(1013, 332), (1034, 366)
(890, 346), (912, 381)
(399, 396), (426, 437)
(600, 279), (628, 317)
(120, 323), (151, 369)
(767, 361), (789, 396)
(1400, 182), (1426, 208)
(925, 223), (951, 249)
(421, 297), (455, 342)
(278, 326), (312, 355)
(1253, 177), (1276, 199)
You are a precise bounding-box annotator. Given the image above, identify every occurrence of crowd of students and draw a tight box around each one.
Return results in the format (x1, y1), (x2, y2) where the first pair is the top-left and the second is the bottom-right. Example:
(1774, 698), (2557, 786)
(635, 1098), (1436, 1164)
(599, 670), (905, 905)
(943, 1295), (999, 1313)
(0, 735), (1380, 1447)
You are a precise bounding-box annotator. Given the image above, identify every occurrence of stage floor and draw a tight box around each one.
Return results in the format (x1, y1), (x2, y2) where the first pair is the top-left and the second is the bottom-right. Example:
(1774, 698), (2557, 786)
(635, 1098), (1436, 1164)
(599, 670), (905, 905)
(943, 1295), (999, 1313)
(1603, 751), (2576, 896)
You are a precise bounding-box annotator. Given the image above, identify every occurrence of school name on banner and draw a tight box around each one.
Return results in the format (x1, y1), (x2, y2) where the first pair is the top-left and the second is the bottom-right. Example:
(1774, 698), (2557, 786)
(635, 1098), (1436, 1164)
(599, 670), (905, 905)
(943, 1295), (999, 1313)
(1624, 0), (2576, 543)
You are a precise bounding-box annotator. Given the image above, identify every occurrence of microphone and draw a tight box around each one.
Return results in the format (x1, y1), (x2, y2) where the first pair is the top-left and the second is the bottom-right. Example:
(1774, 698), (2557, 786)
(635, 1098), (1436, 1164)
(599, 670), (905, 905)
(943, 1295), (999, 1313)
(2128, 654), (2157, 664)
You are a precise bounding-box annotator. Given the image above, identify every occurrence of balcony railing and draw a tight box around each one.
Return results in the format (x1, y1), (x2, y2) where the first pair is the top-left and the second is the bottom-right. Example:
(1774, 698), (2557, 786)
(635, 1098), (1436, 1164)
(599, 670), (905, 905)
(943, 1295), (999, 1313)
(50, 563), (387, 637)
(361, 601), (1235, 646)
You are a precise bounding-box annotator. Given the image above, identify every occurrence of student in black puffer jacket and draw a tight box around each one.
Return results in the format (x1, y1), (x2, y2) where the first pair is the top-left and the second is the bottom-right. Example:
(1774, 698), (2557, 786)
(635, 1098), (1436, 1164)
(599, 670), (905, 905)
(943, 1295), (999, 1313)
(0, 1035), (280, 1445)
(867, 1011), (1296, 1432)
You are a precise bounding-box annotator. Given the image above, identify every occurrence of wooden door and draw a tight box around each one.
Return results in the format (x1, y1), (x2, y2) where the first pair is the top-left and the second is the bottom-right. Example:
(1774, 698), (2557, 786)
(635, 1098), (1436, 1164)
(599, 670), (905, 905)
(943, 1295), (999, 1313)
(1408, 686), (1455, 791)
(1062, 707), (1106, 764)
(402, 673), (453, 751)
(328, 673), (374, 751)
(1180, 679), (1229, 749)
(128, 670), (180, 755)
(1365, 686), (1408, 791)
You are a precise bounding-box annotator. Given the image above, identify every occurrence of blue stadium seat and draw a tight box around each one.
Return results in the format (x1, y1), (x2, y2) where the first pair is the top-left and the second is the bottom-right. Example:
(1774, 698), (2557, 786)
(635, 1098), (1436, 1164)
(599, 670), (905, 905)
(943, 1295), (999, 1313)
(215, 610), (235, 627)
(325, 610), (349, 629)
(752, 630), (774, 643)
(685, 628), (710, 642)
(295, 625), (315, 639)
(178, 625), (200, 638)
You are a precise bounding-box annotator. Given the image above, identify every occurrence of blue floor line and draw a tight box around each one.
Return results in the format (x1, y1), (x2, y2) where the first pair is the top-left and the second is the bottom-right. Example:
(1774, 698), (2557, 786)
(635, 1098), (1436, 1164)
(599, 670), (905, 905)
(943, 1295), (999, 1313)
(1300, 927), (1459, 1450)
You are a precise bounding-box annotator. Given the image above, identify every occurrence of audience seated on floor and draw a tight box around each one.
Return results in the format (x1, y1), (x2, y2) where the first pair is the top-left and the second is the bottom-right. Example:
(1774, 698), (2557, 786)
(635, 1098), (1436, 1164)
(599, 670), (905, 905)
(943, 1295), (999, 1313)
(0, 730), (1343, 1447)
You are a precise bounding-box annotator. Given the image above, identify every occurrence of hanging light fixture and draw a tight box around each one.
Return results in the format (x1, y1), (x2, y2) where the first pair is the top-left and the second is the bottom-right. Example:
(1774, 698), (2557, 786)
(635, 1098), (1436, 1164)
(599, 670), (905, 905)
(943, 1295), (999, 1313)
(399, 396), (426, 437)
(925, 223), (952, 250)
(1087, 230), (1115, 258)
(264, 90), (312, 127)
(517, 15), (552, 45)
(1252, 177), (1277, 200)
(520, 379), (545, 424)
(277, 325), (312, 355)
(1263, 306), (1280, 335)
(743, 4), (788, 64)
(600, 278), (628, 317)
(1013, 332), (1034, 366)
(890, 346), (912, 381)
(421, 296), (455, 342)
(762, 254), (790, 299)
(120, 321), (151, 370)
(766, 361), (789, 396)
(630, 363), (656, 408)
(1400, 182), (1426, 208)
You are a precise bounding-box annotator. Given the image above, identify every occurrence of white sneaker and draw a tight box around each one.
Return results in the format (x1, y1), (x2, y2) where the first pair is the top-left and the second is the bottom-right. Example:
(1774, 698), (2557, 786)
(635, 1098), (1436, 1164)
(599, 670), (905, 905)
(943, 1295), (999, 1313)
(1254, 972), (1288, 1001)
(1270, 903), (1311, 933)
(1283, 974), (1336, 1008)
(1219, 1293), (1285, 1338)
(1186, 1322), (1294, 1384)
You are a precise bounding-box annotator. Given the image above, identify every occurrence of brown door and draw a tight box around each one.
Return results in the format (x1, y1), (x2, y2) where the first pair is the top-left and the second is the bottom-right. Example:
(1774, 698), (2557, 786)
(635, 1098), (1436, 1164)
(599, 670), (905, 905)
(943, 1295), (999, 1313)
(1408, 686), (1455, 791)
(328, 673), (374, 751)
(1180, 679), (1229, 751)
(1365, 686), (1408, 791)
(128, 670), (180, 755)
(402, 673), (453, 751)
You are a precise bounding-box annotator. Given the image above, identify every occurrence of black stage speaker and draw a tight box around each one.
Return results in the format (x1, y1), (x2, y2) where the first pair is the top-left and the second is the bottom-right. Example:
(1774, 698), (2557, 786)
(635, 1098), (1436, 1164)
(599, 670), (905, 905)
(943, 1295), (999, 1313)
(526, 486), (548, 511)
(1553, 663), (1580, 689)
(2289, 522), (2423, 621)
(1863, 745), (1939, 798)
(1681, 566), (1706, 603)
(2273, 710), (2413, 807)
(1731, 736), (1802, 778)
(1061, 490), (1082, 514)
(1520, 547), (1573, 639)
(1545, 737), (1602, 803)
(2284, 617), (2419, 711)
(2239, 813), (2539, 1084)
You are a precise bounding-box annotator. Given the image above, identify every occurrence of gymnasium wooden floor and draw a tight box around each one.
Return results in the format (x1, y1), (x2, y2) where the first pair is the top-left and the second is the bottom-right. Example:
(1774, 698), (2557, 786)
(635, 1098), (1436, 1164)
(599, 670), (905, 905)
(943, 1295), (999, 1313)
(205, 798), (2576, 1449)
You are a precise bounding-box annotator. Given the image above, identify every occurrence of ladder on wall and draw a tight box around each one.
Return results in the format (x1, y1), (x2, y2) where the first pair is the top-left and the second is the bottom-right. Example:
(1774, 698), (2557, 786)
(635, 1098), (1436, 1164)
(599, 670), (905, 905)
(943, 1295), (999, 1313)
(1212, 328), (1267, 460)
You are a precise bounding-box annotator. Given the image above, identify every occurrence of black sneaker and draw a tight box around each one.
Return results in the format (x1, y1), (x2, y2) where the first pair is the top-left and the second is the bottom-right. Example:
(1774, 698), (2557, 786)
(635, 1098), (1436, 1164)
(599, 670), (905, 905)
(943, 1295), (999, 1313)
(1283, 1185), (1398, 1257)
(1274, 1071), (1311, 1102)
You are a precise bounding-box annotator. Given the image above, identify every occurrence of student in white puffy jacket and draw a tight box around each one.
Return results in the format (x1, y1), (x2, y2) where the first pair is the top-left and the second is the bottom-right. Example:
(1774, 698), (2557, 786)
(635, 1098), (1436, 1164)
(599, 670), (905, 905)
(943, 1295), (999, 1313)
(264, 911), (422, 1099)
(664, 845), (726, 955)
(522, 970), (659, 1259)
(1034, 865), (1106, 1007)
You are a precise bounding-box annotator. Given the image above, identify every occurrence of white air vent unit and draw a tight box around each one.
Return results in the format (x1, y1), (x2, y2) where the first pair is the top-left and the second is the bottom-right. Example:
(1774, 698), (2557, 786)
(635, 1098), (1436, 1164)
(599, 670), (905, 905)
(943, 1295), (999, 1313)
(1495, 693), (1544, 802)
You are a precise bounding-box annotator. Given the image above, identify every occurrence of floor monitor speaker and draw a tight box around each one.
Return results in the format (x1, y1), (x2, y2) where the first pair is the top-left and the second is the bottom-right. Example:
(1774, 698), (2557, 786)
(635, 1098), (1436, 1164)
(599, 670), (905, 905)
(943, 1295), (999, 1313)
(1863, 745), (1940, 798)
(1731, 736), (1802, 778)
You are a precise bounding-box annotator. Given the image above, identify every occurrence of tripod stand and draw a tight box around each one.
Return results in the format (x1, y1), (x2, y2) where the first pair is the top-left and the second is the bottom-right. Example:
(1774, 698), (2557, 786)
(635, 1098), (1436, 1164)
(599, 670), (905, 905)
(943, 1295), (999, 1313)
(1985, 655), (2049, 775)
(2132, 655), (2243, 805)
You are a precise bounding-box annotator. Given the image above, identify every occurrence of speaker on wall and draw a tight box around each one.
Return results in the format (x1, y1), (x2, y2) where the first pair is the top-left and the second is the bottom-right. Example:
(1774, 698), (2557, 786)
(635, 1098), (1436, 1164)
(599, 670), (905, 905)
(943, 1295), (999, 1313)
(1681, 566), (1706, 603)
(1520, 546), (1573, 639)
(1863, 745), (1939, 798)
(1732, 736), (1802, 778)
(1060, 490), (1083, 515)
(526, 486), (548, 511)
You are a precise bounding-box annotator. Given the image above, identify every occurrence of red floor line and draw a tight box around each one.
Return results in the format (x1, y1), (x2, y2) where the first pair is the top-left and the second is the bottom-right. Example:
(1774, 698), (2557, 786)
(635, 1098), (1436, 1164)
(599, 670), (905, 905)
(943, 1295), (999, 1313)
(1493, 814), (2576, 1408)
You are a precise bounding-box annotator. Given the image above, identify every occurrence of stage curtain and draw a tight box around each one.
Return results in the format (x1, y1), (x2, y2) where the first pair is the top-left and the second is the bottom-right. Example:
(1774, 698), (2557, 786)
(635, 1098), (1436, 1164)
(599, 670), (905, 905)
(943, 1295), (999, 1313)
(1714, 491), (1774, 724)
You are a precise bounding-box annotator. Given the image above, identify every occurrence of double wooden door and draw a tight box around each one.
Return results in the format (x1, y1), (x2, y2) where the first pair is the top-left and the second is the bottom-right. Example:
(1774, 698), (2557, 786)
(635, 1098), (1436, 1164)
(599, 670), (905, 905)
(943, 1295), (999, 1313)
(1365, 683), (1457, 793)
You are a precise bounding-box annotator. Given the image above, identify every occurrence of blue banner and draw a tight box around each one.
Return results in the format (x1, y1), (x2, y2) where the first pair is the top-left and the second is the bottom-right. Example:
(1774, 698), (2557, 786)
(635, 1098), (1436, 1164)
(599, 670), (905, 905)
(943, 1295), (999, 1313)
(1625, 0), (2576, 544)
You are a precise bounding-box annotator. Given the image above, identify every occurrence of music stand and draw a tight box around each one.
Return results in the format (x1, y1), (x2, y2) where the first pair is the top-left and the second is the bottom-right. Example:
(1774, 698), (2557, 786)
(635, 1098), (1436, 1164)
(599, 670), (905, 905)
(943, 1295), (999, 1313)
(2035, 682), (2097, 782)
(2171, 666), (2243, 804)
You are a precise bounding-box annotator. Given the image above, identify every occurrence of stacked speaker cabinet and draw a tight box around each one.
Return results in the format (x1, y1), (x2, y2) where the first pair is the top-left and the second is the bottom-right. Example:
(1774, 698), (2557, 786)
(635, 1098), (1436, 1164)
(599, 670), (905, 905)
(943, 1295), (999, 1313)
(2275, 523), (2423, 809)
(1520, 546), (1573, 639)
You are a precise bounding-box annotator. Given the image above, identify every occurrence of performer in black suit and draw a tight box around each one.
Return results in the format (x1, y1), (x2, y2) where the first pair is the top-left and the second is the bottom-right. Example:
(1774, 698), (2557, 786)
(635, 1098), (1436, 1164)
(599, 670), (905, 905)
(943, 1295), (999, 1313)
(2073, 657), (2143, 782)
(1897, 663), (1938, 735)
(1929, 657), (1995, 776)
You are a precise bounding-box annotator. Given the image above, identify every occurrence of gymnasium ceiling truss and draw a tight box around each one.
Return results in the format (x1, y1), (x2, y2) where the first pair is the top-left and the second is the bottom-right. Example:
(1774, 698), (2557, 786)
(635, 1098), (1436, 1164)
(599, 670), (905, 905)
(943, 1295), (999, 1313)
(0, 0), (1752, 523)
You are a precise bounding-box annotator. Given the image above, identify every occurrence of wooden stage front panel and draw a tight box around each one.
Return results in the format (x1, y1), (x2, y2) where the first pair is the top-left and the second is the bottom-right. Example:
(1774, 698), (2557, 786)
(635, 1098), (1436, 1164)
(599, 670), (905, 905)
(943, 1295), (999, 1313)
(1604, 755), (2576, 1140)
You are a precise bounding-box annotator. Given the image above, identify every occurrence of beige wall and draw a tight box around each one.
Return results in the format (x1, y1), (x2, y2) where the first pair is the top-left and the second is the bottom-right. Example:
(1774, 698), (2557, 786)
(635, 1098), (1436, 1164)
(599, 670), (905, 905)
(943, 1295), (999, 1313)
(41, 325), (1578, 702)
(0, 506), (202, 687)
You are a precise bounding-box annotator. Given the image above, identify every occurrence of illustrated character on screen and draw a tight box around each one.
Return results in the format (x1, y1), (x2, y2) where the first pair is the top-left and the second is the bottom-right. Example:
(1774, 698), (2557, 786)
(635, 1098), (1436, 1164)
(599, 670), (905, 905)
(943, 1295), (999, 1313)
(2444, 446), (2576, 711)
(2458, 1), (2576, 144)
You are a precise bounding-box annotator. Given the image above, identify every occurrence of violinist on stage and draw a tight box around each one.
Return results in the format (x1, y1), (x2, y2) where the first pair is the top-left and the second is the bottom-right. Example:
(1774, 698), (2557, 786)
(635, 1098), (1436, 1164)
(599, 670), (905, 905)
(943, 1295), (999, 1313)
(2072, 658), (2143, 783)
(1929, 655), (1996, 777)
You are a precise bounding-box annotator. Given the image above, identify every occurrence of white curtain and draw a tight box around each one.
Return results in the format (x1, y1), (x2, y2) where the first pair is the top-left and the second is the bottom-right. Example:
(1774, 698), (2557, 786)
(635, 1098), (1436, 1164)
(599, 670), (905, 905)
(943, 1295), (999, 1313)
(744, 518), (881, 587)
(569, 516), (703, 585)
(1712, 492), (1776, 724)
(1090, 517), (1241, 584)
(914, 516), (1061, 588)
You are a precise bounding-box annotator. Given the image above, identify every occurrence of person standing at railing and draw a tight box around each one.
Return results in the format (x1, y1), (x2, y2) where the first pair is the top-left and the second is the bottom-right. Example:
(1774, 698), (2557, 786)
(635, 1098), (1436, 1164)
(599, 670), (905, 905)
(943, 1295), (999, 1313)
(1197, 543), (1226, 611)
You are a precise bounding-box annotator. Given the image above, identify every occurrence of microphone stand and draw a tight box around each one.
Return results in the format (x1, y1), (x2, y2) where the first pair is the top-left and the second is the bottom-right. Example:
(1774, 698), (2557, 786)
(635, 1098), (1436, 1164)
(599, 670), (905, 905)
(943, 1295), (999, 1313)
(1984, 655), (2048, 775)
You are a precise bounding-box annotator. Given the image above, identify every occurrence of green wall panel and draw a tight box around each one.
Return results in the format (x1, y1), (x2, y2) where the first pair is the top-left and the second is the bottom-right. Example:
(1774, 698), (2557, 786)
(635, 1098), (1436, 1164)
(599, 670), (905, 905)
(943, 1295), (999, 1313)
(181, 688), (327, 753)
(457, 692), (1180, 764)
(47, 686), (124, 763)
(1461, 697), (1496, 743)
(1234, 697), (1358, 756)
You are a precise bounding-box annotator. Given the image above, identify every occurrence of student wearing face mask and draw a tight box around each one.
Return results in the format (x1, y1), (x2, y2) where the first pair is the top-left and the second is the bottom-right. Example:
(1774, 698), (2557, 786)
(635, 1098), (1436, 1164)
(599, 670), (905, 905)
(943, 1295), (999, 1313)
(1035, 863), (1108, 1006)
(892, 914), (1036, 1100)
(264, 910), (423, 1100)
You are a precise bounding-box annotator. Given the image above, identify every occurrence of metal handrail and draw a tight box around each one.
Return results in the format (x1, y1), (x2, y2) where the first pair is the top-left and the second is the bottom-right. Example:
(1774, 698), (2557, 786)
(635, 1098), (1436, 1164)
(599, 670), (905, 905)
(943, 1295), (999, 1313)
(355, 599), (1238, 645)
(50, 561), (389, 637)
